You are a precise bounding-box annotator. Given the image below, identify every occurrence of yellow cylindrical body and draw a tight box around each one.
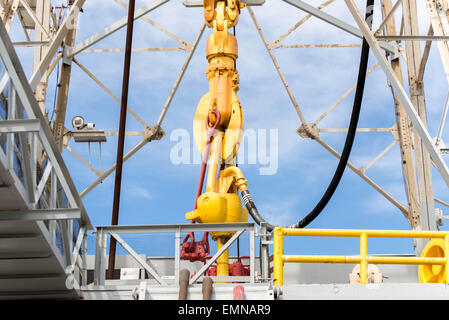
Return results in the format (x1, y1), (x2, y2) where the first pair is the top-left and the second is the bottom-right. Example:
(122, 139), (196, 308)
(205, 32), (238, 128)
(281, 228), (449, 239)
(360, 233), (368, 284)
(445, 235), (449, 283)
(282, 255), (446, 265)
(217, 236), (229, 277)
(273, 227), (284, 287)
(283, 255), (361, 264)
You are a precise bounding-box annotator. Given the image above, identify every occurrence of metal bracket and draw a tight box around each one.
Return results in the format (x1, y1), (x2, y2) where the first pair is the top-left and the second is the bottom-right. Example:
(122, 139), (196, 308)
(62, 46), (74, 66)
(179, 41), (193, 51)
(144, 125), (166, 141)
(387, 41), (400, 60)
(296, 122), (319, 139)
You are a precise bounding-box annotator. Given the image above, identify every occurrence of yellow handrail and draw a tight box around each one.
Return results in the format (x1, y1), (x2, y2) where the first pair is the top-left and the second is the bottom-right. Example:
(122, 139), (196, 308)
(273, 227), (449, 286)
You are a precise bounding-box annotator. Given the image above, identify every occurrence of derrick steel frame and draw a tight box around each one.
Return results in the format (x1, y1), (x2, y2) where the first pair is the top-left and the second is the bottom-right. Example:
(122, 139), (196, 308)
(1, 0), (449, 259)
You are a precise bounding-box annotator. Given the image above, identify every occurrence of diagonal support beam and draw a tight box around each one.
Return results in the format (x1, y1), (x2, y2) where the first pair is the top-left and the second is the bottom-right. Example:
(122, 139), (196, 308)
(70, 226), (86, 267)
(375, 0), (402, 35)
(66, 0), (168, 59)
(156, 23), (206, 127)
(72, 58), (149, 128)
(35, 161), (52, 202)
(363, 139), (398, 172)
(314, 135), (409, 216)
(114, 0), (188, 47)
(283, 0), (397, 54)
(417, 25), (434, 82)
(344, 0), (449, 188)
(109, 232), (167, 285)
(273, 0), (336, 45)
(425, 0), (449, 87)
(248, 6), (308, 125)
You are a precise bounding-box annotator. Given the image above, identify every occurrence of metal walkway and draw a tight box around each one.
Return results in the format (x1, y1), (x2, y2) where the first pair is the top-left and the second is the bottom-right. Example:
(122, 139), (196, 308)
(0, 20), (91, 299)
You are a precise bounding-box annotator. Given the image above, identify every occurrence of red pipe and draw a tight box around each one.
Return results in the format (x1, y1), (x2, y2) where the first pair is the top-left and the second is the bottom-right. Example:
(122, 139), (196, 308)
(182, 110), (221, 247)
(193, 109), (221, 209)
(233, 285), (244, 300)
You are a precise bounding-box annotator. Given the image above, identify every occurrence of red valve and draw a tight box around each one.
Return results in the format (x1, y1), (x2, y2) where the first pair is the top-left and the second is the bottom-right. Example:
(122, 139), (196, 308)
(229, 256), (250, 276)
(181, 231), (210, 262)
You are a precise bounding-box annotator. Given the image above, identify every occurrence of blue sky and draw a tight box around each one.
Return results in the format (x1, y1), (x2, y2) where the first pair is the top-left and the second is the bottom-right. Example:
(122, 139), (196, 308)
(10, 0), (449, 258)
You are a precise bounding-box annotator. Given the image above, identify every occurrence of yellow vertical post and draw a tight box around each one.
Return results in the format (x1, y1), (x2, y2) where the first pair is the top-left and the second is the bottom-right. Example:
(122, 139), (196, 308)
(273, 227), (284, 287)
(445, 234), (449, 284)
(216, 236), (229, 277)
(360, 232), (368, 284)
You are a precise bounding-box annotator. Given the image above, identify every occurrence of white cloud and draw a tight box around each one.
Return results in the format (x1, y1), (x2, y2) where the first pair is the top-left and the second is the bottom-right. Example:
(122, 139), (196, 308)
(126, 186), (153, 200)
(257, 195), (301, 226)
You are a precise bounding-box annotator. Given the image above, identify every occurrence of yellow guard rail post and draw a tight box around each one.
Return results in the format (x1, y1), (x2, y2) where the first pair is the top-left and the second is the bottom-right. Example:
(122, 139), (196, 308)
(273, 227), (449, 286)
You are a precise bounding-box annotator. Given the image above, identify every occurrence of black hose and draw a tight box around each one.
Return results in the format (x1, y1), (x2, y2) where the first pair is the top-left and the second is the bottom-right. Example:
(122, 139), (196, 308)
(242, 0), (374, 232)
(242, 190), (276, 231)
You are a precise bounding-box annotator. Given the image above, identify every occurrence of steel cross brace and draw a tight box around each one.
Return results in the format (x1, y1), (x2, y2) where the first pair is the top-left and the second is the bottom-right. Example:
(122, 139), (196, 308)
(344, 0), (449, 188)
(109, 232), (168, 285)
(282, 0), (398, 55)
(65, 0), (169, 59)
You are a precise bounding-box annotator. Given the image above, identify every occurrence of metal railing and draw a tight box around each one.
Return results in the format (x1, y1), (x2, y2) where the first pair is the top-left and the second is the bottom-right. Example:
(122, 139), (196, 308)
(273, 227), (449, 286)
(93, 222), (257, 286)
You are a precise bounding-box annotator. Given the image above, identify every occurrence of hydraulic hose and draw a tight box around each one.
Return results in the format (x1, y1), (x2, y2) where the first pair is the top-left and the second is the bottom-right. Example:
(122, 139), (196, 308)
(241, 190), (276, 231)
(241, 0), (374, 232)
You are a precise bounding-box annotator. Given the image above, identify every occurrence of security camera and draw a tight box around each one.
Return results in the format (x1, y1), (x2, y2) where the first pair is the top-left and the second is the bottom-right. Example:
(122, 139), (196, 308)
(72, 116), (96, 130)
(72, 115), (85, 130)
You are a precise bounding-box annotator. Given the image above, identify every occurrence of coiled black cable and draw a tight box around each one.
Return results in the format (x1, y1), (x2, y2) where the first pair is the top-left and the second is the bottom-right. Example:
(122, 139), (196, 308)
(242, 0), (374, 232)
